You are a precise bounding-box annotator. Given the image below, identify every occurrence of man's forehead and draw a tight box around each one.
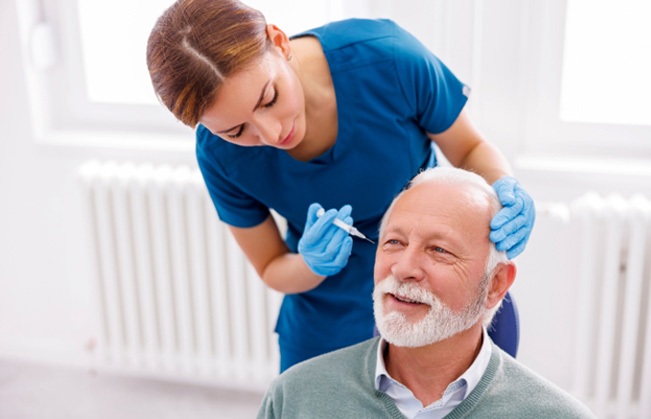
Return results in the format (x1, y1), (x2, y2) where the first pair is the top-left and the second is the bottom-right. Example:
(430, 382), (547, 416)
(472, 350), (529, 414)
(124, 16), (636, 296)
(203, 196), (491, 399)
(390, 183), (491, 232)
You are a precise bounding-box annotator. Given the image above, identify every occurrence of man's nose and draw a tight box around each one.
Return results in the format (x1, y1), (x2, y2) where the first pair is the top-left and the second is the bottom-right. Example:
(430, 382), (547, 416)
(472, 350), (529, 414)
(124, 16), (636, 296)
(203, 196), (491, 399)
(391, 247), (426, 283)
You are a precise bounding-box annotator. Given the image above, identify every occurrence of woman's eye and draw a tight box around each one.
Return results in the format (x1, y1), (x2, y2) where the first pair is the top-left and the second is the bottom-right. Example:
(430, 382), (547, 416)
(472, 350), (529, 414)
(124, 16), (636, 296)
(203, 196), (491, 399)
(263, 89), (279, 108)
(227, 125), (244, 139)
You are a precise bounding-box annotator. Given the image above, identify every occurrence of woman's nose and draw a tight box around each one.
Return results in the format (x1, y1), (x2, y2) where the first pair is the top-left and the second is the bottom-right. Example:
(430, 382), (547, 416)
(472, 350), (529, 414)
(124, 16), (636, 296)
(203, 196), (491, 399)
(391, 247), (426, 283)
(252, 115), (282, 145)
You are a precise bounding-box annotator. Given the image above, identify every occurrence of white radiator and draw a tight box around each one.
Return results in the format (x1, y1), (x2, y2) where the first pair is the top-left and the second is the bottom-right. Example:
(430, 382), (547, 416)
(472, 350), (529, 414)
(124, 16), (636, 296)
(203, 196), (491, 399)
(79, 160), (283, 389)
(541, 193), (651, 419)
(78, 160), (651, 413)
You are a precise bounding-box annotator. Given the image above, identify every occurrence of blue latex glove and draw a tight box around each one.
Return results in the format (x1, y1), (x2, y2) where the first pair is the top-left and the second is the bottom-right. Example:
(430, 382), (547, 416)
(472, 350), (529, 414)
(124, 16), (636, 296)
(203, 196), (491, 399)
(298, 203), (354, 276)
(490, 176), (536, 259)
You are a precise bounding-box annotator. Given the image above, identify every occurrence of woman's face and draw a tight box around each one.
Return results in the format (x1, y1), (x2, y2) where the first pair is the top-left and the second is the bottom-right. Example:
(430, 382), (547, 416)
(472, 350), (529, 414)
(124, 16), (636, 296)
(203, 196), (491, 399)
(199, 48), (306, 149)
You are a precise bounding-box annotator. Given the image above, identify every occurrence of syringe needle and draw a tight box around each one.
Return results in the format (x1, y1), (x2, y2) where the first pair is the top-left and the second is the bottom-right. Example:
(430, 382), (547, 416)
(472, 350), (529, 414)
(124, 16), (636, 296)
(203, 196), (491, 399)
(316, 208), (375, 244)
(331, 218), (375, 244)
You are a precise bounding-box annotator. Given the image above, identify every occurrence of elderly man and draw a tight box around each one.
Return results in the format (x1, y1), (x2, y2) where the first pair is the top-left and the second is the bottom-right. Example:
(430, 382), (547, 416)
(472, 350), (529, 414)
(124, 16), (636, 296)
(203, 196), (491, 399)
(257, 167), (595, 418)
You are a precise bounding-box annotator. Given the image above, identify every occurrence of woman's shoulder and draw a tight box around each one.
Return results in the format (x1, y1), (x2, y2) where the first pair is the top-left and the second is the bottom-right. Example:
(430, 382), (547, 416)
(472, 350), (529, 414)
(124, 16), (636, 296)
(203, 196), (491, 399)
(293, 18), (402, 49)
(195, 124), (266, 170)
(321, 18), (399, 34)
(196, 123), (222, 150)
(294, 18), (440, 70)
(196, 124), (231, 164)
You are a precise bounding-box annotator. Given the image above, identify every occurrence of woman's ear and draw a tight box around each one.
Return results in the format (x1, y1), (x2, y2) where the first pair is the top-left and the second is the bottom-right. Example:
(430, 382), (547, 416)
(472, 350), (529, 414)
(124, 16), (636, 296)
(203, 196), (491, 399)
(486, 262), (516, 310)
(265, 24), (292, 60)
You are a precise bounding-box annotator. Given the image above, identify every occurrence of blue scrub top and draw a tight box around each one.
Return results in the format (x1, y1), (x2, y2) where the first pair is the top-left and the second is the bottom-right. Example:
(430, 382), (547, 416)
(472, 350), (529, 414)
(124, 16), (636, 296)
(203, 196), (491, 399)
(196, 19), (468, 359)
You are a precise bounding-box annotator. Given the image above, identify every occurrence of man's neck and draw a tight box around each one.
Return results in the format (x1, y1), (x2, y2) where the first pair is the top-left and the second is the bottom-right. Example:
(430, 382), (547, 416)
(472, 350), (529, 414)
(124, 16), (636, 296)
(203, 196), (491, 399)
(383, 324), (484, 407)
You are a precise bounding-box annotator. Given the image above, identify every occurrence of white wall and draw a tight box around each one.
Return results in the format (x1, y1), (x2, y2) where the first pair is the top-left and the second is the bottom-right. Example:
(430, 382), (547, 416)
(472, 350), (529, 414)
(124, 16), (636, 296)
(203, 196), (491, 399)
(2, 0), (650, 403)
(0, 0), (197, 366)
(0, 0), (90, 362)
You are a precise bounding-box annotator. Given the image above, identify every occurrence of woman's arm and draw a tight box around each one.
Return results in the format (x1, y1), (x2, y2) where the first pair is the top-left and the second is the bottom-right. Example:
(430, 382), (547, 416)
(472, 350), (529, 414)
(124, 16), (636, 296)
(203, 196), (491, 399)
(429, 107), (536, 259)
(228, 215), (326, 294)
(427, 108), (512, 184)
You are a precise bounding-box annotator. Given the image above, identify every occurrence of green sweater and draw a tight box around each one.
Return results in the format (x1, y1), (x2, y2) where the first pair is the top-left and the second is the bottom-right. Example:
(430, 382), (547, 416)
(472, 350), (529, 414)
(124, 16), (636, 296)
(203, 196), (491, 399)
(257, 337), (596, 418)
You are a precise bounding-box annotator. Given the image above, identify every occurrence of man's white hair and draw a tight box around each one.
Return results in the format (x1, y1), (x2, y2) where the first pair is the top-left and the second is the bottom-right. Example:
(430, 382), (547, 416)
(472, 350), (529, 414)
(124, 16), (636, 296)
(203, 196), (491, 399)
(378, 167), (509, 326)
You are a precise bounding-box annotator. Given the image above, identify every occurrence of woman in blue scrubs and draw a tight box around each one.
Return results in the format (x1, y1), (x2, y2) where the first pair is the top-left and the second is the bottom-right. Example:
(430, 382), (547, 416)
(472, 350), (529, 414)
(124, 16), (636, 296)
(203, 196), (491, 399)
(147, 0), (535, 372)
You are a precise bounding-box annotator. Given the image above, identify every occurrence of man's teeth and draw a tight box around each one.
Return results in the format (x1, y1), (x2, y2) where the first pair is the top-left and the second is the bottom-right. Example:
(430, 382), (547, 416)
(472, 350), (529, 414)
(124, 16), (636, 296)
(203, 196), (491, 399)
(395, 294), (419, 304)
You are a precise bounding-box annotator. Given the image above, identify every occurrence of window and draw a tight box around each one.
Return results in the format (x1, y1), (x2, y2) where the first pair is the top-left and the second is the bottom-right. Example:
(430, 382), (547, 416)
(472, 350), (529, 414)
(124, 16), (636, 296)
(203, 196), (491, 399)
(560, 0), (651, 126)
(75, 0), (351, 107)
(17, 0), (651, 164)
(16, 0), (367, 148)
(76, 1), (170, 106)
(520, 0), (651, 161)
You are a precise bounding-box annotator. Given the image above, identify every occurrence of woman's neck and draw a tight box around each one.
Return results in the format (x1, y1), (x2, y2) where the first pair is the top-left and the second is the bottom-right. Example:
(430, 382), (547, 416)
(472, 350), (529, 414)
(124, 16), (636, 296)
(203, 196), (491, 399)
(287, 36), (338, 161)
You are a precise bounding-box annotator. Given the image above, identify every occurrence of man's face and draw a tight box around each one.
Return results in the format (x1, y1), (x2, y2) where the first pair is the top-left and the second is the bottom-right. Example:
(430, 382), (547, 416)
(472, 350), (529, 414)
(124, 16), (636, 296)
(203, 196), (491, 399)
(372, 273), (489, 347)
(373, 181), (493, 347)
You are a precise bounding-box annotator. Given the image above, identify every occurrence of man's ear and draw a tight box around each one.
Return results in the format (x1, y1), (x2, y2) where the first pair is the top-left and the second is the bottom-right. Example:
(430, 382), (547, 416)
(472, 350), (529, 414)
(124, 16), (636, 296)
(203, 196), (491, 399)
(486, 262), (516, 310)
(265, 24), (292, 59)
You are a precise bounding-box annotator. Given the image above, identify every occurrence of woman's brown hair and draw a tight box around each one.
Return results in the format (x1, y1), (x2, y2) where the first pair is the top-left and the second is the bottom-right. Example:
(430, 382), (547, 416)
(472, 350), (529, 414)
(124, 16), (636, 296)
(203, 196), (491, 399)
(146, 0), (268, 127)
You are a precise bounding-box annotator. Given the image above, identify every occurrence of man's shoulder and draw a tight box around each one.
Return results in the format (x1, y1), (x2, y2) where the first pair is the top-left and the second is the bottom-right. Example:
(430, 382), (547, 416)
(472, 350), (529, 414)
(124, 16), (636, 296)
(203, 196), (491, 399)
(498, 350), (574, 395)
(263, 338), (378, 405)
(484, 348), (597, 418)
(281, 337), (379, 380)
(259, 337), (393, 418)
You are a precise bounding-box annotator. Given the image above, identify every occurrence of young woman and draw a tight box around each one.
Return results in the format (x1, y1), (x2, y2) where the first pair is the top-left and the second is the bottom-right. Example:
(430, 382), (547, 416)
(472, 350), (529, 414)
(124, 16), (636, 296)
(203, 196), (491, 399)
(147, 0), (535, 371)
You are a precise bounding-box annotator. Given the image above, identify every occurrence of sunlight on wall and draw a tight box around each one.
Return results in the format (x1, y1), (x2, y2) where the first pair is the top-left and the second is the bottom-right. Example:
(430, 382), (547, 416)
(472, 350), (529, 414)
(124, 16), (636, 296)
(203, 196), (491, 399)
(76, 0), (171, 105)
(75, 0), (342, 106)
(560, 0), (651, 126)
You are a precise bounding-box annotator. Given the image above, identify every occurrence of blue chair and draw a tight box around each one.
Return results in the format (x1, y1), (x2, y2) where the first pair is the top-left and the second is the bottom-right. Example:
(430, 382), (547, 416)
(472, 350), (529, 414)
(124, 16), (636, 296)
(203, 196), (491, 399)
(487, 291), (520, 358)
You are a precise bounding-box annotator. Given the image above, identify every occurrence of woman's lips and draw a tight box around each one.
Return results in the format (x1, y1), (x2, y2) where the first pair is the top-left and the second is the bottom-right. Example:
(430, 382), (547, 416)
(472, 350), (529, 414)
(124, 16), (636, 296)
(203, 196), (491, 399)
(279, 124), (295, 146)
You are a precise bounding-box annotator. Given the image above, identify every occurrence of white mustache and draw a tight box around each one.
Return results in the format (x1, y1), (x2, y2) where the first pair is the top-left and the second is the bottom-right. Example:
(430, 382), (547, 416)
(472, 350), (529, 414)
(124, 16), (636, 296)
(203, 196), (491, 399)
(375, 275), (438, 307)
(373, 274), (485, 347)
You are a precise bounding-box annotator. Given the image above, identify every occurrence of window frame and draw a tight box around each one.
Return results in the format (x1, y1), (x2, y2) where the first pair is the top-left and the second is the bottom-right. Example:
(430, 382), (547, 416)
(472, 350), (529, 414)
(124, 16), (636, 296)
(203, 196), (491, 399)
(16, 0), (651, 167)
(17, 0), (195, 150)
(16, 0), (362, 150)
(519, 0), (651, 161)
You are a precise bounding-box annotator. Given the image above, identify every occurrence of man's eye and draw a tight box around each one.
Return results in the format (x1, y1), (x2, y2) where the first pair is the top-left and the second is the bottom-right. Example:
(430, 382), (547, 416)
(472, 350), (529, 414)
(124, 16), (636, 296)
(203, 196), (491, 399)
(382, 239), (402, 247)
(263, 89), (279, 108)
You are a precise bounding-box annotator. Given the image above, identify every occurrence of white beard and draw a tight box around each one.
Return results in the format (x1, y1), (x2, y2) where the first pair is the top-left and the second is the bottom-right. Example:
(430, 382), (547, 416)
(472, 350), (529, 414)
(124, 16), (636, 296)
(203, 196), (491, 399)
(373, 275), (488, 348)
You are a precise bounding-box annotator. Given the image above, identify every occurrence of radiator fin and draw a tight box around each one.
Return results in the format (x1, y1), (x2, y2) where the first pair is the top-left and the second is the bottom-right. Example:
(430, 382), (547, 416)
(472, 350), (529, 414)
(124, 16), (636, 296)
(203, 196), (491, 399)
(80, 161), (282, 388)
(543, 193), (651, 419)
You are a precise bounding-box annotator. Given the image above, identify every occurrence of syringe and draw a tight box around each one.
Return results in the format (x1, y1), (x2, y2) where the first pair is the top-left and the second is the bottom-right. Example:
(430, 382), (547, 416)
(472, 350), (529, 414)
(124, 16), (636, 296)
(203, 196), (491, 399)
(316, 208), (375, 244)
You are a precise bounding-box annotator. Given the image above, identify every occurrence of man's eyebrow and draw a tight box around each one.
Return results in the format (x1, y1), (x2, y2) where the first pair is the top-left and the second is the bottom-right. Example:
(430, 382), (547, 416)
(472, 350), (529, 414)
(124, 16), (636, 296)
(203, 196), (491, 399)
(214, 80), (271, 135)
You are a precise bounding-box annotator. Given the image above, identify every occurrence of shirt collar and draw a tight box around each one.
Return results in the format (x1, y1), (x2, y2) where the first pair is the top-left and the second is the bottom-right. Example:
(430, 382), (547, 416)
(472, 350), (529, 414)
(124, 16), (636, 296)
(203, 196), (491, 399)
(374, 328), (492, 398)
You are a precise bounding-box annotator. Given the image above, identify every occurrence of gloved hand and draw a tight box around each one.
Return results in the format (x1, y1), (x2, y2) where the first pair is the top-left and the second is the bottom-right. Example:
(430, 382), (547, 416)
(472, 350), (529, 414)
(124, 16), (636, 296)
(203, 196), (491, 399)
(490, 176), (536, 259)
(298, 203), (354, 276)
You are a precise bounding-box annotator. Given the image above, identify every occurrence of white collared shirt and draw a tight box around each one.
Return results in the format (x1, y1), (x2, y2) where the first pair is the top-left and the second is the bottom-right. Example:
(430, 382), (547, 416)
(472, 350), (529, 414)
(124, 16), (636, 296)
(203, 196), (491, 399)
(374, 328), (492, 419)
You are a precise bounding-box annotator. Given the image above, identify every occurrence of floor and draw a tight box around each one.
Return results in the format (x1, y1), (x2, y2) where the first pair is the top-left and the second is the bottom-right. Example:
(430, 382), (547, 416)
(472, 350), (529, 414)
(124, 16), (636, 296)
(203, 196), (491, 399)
(0, 358), (264, 419)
